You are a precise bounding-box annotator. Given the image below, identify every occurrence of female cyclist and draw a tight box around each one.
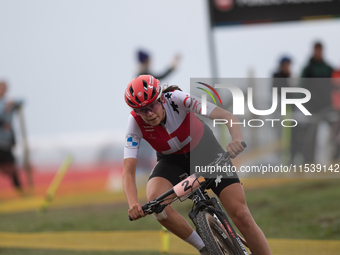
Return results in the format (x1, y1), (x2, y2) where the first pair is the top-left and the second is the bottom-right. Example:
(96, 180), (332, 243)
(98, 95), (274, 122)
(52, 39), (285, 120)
(123, 75), (271, 255)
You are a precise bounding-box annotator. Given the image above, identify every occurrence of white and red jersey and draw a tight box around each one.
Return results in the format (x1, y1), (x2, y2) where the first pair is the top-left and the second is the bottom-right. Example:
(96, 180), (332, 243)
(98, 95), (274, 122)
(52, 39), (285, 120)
(124, 90), (217, 159)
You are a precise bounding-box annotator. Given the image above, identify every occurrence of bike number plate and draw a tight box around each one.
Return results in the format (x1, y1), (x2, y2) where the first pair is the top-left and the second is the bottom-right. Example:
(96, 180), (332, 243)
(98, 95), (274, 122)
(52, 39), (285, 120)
(173, 173), (201, 199)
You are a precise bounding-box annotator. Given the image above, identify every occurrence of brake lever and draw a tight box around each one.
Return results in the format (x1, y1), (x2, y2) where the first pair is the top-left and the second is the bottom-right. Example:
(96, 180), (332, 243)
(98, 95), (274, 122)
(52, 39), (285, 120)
(128, 199), (165, 221)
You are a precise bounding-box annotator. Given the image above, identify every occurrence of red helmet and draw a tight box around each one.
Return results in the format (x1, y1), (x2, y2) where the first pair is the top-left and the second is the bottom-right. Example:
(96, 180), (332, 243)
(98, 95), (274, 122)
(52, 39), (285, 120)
(124, 75), (162, 108)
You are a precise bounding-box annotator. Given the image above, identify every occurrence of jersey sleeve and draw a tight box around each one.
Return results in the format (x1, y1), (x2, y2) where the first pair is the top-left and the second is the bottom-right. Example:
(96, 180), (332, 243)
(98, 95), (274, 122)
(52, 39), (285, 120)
(172, 90), (217, 117)
(124, 114), (143, 159)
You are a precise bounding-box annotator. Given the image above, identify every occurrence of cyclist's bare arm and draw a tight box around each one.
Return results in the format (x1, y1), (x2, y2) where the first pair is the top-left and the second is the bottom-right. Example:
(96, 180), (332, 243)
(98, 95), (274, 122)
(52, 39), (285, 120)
(208, 107), (244, 158)
(123, 158), (145, 220)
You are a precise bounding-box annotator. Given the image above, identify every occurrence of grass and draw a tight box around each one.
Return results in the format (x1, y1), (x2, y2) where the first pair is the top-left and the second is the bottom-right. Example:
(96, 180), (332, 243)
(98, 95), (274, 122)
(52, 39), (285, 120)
(0, 178), (339, 254)
(0, 249), (162, 255)
(245, 178), (340, 240)
(0, 204), (157, 232)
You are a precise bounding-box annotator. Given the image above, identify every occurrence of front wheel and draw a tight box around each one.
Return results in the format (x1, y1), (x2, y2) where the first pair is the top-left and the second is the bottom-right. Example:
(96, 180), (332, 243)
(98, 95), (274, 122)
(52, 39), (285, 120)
(196, 211), (239, 255)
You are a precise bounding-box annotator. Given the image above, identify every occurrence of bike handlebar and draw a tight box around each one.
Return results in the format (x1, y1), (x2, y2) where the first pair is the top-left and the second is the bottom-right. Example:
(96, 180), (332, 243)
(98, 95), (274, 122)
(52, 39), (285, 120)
(142, 204), (149, 212)
(128, 203), (163, 221)
(128, 141), (247, 221)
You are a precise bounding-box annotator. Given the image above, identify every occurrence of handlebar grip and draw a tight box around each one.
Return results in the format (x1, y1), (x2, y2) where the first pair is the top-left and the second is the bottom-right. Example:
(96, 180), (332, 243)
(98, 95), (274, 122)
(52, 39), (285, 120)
(224, 141), (247, 158)
(128, 204), (150, 221)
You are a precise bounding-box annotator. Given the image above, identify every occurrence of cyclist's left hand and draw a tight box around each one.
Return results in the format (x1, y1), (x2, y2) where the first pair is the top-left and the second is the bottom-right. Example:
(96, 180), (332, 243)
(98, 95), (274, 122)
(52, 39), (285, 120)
(226, 141), (244, 159)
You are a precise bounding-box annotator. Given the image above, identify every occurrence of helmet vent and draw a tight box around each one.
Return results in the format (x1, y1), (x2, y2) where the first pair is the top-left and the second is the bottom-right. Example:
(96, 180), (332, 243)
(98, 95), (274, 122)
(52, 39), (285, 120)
(127, 99), (137, 107)
(151, 87), (156, 99)
(135, 96), (141, 104)
(129, 85), (134, 97)
(142, 80), (148, 91)
(144, 92), (148, 100)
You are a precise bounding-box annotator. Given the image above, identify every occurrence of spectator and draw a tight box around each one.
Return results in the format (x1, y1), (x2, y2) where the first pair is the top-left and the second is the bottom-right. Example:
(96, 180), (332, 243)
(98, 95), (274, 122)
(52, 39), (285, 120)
(272, 56), (292, 97)
(0, 81), (23, 193)
(271, 56), (304, 164)
(301, 41), (333, 113)
(300, 41), (333, 163)
(271, 56), (292, 133)
(272, 56), (299, 163)
(137, 49), (180, 81)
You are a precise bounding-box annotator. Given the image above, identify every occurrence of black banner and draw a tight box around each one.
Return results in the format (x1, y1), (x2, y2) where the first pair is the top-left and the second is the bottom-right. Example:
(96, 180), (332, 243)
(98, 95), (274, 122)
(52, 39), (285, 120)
(209, 0), (340, 26)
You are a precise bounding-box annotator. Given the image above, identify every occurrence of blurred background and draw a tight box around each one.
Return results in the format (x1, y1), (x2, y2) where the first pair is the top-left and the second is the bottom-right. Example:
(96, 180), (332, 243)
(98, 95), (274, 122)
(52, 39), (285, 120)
(1, 0), (340, 254)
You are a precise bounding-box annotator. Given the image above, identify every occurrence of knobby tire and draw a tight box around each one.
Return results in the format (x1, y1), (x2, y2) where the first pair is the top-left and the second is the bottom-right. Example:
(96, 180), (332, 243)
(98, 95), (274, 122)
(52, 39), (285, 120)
(196, 210), (240, 255)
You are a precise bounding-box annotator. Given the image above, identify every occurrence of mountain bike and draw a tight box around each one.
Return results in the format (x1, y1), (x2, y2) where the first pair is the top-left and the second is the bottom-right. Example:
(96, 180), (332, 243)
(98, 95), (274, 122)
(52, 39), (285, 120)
(129, 142), (250, 255)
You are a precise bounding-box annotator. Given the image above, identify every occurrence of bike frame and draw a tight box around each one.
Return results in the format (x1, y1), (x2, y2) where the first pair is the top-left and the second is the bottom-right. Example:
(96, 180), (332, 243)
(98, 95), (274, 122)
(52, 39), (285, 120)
(130, 173), (249, 255)
(129, 142), (249, 254)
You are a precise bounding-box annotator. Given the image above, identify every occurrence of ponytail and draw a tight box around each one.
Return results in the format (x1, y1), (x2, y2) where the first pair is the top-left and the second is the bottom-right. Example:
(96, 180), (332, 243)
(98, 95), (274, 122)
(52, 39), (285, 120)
(162, 85), (182, 94)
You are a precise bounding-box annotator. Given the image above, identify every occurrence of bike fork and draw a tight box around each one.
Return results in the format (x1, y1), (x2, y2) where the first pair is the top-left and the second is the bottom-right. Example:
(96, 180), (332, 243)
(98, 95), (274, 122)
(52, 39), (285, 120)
(210, 197), (249, 255)
(188, 188), (207, 224)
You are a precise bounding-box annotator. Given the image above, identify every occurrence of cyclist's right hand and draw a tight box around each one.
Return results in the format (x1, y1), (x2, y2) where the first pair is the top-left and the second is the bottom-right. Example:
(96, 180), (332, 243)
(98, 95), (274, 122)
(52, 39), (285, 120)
(128, 203), (146, 221)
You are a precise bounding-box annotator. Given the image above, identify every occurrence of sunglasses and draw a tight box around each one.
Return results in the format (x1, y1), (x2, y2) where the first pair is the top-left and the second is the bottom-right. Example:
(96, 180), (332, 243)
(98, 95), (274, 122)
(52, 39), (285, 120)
(134, 100), (162, 116)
